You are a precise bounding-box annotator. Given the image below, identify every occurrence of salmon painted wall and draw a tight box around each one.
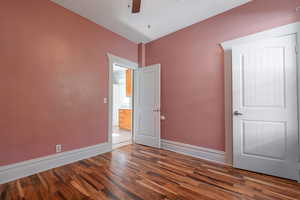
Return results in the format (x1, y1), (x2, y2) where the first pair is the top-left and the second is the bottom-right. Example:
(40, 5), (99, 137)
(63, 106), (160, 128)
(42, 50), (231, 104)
(0, 0), (137, 166)
(146, 0), (300, 151)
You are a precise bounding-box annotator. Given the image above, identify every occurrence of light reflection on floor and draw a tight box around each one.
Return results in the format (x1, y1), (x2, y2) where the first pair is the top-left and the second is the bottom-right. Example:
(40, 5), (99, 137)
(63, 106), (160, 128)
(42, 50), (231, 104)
(112, 127), (132, 145)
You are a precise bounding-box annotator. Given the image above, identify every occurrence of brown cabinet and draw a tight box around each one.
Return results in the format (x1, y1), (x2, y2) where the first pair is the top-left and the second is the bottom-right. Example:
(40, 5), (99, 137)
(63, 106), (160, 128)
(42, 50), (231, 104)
(126, 69), (132, 97)
(119, 109), (132, 131)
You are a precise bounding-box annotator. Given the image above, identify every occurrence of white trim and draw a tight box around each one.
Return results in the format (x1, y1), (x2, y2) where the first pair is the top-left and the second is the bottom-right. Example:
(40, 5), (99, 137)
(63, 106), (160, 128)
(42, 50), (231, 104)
(107, 53), (138, 69)
(107, 53), (138, 149)
(0, 142), (111, 184)
(161, 139), (226, 165)
(221, 22), (300, 50)
(220, 21), (300, 181)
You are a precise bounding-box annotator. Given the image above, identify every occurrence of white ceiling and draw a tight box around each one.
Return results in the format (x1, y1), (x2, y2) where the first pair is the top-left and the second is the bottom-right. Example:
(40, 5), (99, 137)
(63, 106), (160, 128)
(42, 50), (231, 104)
(51, 0), (251, 43)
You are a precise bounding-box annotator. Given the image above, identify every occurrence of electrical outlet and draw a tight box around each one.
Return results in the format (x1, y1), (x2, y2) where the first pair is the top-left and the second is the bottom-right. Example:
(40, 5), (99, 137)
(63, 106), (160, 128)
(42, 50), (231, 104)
(103, 97), (108, 104)
(56, 144), (62, 153)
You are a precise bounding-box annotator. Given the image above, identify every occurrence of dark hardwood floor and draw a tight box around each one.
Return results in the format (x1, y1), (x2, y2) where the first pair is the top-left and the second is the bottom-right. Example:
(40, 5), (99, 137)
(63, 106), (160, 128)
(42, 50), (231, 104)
(1, 144), (300, 200)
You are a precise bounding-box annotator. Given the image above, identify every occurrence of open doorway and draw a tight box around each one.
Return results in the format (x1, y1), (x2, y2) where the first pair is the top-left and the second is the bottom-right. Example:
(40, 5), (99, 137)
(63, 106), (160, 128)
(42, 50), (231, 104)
(107, 54), (138, 150)
(108, 54), (161, 150)
(112, 65), (133, 149)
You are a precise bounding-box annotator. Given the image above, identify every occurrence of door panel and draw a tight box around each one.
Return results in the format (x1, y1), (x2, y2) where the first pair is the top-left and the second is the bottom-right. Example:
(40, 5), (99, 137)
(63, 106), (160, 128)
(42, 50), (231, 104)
(134, 64), (161, 148)
(232, 34), (298, 180)
(242, 120), (286, 159)
(242, 47), (285, 108)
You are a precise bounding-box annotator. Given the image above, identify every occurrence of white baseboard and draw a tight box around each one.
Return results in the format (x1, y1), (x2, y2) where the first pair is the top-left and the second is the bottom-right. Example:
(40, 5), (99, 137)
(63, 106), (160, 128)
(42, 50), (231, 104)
(0, 142), (112, 184)
(161, 139), (225, 165)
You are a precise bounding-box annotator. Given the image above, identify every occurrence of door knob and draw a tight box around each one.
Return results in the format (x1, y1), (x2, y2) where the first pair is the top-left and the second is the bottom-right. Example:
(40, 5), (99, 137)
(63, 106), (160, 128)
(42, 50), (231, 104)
(153, 109), (160, 112)
(233, 111), (243, 116)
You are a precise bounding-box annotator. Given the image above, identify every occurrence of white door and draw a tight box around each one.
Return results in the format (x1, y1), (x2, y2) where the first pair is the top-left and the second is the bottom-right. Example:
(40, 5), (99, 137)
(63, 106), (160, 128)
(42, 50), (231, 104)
(232, 34), (299, 180)
(134, 64), (161, 148)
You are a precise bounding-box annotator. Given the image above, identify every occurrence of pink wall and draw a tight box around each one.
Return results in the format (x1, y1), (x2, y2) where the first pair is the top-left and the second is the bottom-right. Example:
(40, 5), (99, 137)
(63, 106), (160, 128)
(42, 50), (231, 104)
(0, 0), (137, 166)
(146, 0), (300, 151)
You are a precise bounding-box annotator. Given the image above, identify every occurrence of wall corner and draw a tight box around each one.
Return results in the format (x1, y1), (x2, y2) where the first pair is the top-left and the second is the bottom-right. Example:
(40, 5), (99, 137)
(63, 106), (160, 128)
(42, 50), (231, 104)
(138, 43), (146, 67)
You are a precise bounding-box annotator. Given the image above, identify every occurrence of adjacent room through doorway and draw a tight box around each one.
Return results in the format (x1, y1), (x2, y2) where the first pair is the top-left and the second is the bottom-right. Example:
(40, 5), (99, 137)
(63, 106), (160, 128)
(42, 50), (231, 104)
(112, 64), (133, 149)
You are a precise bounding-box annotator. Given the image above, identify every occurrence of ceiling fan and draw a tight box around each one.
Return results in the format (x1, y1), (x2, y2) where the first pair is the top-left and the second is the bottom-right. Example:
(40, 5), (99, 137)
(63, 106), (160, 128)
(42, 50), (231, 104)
(131, 0), (141, 13)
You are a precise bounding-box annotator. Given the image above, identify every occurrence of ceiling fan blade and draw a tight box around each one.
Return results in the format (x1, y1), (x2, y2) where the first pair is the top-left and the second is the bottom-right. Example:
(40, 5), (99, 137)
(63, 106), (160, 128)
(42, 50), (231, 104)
(132, 0), (141, 13)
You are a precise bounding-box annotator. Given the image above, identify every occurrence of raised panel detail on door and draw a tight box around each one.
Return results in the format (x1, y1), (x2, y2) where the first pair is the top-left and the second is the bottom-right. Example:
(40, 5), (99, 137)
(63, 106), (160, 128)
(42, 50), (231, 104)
(139, 71), (156, 107)
(242, 120), (286, 160)
(242, 47), (286, 108)
(138, 109), (155, 136)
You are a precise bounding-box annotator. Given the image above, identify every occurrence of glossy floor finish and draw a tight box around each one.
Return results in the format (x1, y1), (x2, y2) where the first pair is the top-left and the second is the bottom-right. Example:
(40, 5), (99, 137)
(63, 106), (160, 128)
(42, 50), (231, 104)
(112, 127), (132, 145)
(1, 144), (300, 200)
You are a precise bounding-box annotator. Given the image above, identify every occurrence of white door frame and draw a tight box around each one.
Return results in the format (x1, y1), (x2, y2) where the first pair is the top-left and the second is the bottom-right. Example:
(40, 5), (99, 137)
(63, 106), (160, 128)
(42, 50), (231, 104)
(221, 21), (300, 180)
(107, 53), (138, 149)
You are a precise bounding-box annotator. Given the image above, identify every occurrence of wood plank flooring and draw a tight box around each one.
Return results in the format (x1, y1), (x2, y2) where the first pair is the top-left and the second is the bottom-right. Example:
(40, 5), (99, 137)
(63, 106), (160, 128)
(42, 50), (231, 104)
(1, 144), (300, 200)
